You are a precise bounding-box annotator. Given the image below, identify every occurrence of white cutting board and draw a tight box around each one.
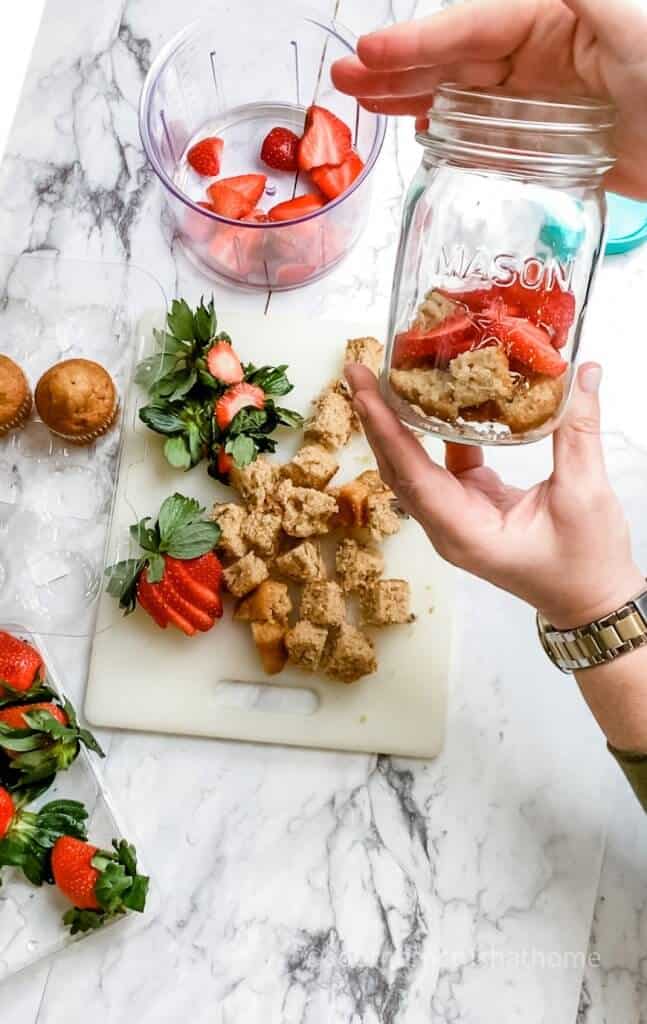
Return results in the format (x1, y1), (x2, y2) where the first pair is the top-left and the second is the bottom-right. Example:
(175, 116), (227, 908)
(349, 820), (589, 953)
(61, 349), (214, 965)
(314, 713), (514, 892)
(85, 312), (455, 758)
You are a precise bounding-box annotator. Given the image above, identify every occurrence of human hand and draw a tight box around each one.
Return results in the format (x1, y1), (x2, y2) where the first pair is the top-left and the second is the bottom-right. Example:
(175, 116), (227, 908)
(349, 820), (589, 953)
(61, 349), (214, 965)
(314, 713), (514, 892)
(331, 0), (647, 199)
(345, 361), (643, 629)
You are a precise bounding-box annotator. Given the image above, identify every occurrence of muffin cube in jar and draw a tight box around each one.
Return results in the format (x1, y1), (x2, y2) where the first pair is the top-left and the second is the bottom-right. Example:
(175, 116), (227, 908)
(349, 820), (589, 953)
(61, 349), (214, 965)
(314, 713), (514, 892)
(382, 85), (615, 445)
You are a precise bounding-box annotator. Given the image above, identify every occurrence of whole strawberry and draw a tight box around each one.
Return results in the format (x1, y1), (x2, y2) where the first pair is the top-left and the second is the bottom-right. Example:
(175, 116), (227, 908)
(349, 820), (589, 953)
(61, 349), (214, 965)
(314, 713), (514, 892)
(0, 690), (105, 793)
(260, 127), (300, 171)
(52, 835), (149, 934)
(0, 784), (88, 885)
(106, 493), (224, 637)
(0, 632), (45, 701)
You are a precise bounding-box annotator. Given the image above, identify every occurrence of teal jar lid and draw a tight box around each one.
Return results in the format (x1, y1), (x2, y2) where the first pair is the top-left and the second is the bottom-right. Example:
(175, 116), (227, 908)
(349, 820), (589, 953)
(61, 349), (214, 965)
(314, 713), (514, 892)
(605, 193), (647, 255)
(539, 218), (585, 261)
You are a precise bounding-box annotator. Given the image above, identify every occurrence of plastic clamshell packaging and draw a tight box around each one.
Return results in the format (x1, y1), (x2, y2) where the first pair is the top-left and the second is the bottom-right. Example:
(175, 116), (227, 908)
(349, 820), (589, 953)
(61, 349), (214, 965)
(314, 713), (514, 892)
(0, 623), (148, 980)
(0, 253), (167, 637)
(0, 254), (162, 977)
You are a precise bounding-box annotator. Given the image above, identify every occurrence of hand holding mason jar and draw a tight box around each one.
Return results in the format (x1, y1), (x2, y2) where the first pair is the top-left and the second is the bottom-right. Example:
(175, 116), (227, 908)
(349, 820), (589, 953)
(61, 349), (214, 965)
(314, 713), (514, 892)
(334, 0), (647, 804)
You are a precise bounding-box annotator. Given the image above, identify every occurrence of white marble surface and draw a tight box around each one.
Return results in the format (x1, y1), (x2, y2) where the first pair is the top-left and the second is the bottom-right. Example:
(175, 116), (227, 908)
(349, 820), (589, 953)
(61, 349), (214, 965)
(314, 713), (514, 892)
(1, 1), (647, 1021)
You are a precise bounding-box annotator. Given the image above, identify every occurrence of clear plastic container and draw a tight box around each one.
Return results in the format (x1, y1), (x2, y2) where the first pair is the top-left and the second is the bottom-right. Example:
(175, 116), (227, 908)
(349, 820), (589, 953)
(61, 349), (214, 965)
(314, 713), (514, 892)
(0, 252), (166, 637)
(382, 85), (616, 445)
(139, 4), (386, 290)
(0, 623), (149, 980)
(0, 253), (162, 977)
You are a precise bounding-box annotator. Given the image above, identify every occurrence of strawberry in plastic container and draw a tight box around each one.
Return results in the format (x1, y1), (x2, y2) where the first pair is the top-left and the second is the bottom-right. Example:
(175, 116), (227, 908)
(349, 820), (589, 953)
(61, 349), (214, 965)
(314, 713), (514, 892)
(0, 785), (88, 884)
(51, 835), (149, 935)
(0, 687), (104, 793)
(0, 631), (45, 701)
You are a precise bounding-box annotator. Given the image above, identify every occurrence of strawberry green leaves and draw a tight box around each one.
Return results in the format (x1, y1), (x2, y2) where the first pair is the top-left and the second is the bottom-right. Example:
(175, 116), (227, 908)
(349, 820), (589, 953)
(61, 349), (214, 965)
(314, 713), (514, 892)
(158, 493), (202, 540)
(105, 494), (221, 613)
(105, 558), (146, 613)
(243, 363), (294, 397)
(168, 298), (200, 342)
(135, 297), (218, 405)
(0, 680), (52, 709)
(139, 399), (214, 471)
(136, 297), (302, 476)
(129, 494), (221, 560)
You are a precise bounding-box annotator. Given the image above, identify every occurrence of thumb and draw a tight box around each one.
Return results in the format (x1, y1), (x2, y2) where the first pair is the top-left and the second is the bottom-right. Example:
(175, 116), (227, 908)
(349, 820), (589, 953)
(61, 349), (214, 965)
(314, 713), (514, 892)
(553, 362), (605, 482)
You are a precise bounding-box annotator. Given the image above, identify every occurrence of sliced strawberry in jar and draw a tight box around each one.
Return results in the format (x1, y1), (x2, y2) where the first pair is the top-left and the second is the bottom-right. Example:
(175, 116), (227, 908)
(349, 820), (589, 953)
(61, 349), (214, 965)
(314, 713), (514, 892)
(320, 222), (349, 265)
(208, 223), (265, 278)
(260, 127), (300, 171)
(485, 308), (568, 377)
(183, 201), (217, 244)
(275, 263), (317, 286)
(187, 136), (224, 177)
(244, 207), (269, 223)
(392, 313), (478, 368)
(206, 341), (244, 384)
(215, 382), (265, 430)
(207, 183), (252, 220)
(214, 174), (267, 207)
(446, 280), (576, 349)
(521, 281), (576, 348)
(310, 151), (365, 200)
(440, 286), (496, 311)
(298, 105), (352, 171)
(268, 193), (326, 221)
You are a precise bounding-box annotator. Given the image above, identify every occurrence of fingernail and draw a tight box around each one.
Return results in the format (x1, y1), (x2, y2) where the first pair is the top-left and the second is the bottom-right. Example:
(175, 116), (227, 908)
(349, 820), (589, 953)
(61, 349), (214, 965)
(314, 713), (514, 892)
(579, 364), (602, 394)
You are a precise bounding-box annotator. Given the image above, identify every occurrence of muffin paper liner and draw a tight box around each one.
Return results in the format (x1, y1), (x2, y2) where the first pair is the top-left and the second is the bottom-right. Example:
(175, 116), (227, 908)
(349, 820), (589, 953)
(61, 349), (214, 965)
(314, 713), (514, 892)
(0, 388), (33, 436)
(45, 396), (120, 446)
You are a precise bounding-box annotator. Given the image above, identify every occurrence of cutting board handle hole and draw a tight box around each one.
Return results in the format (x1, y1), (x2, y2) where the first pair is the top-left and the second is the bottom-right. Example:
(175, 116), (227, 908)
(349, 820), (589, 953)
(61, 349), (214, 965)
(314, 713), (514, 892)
(214, 680), (319, 716)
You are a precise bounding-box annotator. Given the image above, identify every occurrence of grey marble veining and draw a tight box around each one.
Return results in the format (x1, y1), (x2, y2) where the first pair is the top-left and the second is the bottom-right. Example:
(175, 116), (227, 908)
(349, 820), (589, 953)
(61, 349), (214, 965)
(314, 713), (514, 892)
(1, 1), (647, 1021)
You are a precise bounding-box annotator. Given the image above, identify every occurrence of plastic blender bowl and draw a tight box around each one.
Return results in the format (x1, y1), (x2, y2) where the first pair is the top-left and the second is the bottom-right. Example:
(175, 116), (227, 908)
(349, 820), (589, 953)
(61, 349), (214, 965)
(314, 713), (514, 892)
(139, 4), (386, 291)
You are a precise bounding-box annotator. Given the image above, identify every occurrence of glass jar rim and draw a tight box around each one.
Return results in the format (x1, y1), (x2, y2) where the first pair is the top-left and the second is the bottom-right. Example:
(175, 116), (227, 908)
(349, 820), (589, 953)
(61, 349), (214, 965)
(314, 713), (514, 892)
(428, 84), (615, 131)
(417, 84), (616, 177)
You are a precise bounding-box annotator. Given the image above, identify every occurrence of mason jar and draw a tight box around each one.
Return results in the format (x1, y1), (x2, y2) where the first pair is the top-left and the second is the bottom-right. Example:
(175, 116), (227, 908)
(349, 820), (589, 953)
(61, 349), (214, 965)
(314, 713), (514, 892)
(382, 85), (615, 445)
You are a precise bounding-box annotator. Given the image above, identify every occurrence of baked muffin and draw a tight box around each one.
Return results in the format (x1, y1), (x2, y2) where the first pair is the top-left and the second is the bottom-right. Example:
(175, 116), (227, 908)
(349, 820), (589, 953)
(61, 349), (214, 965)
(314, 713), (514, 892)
(0, 355), (32, 436)
(35, 358), (118, 444)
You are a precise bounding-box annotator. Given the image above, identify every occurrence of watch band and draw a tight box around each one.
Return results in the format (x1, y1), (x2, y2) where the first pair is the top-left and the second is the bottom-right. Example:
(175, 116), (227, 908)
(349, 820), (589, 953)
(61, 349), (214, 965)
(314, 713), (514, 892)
(537, 586), (647, 673)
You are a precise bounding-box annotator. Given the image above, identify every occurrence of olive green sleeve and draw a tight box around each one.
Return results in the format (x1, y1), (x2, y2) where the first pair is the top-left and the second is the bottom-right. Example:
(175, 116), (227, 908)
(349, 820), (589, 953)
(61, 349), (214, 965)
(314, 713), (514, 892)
(608, 744), (647, 811)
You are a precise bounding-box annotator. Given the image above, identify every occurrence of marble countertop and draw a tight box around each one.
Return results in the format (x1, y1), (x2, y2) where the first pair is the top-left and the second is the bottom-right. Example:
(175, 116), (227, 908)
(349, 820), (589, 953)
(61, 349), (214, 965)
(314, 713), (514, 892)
(2, 1), (647, 1021)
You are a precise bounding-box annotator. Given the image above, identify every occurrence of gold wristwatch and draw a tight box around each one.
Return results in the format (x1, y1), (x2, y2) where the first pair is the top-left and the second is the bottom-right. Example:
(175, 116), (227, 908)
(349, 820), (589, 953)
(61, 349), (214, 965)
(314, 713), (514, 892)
(537, 586), (647, 673)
